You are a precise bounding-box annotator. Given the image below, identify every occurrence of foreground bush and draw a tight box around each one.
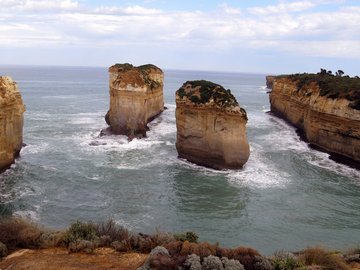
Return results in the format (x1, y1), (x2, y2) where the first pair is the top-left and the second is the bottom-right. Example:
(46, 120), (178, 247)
(0, 217), (42, 251)
(62, 221), (97, 246)
(299, 247), (350, 270)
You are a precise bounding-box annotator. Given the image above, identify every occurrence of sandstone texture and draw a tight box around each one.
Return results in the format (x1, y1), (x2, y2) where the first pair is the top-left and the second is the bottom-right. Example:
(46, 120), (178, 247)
(175, 80), (249, 170)
(106, 63), (164, 139)
(266, 75), (275, 89)
(0, 76), (25, 172)
(269, 75), (360, 166)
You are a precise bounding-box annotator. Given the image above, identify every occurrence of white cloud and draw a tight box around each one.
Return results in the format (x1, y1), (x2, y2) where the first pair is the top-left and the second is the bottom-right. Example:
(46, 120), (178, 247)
(0, 1), (359, 60)
(0, 0), (79, 12)
(248, 1), (316, 15)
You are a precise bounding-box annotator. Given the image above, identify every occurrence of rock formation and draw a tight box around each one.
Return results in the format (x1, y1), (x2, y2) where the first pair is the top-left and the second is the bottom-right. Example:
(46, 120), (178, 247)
(175, 80), (250, 170)
(266, 75), (274, 89)
(269, 73), (360, 167)
(105, 63), (164, 139)
(0, 76), (25, 172)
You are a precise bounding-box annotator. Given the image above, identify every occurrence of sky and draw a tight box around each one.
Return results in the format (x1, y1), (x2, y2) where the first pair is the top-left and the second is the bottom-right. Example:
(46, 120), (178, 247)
(0, 0), (359, 75)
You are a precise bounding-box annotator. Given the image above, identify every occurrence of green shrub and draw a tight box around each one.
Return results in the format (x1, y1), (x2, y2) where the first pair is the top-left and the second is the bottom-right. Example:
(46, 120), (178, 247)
(278, 70), (360, 110)
(63, 221), (97, 246)
(174, 231), (199, 243)
(272, 252), (304, 270)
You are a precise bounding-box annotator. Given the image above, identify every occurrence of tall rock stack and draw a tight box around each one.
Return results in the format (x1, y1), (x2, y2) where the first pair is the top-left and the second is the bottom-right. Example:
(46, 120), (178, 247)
(0, 76), (26, 172)
(106, 63), (164, 139)
(175, 80), (250, 170)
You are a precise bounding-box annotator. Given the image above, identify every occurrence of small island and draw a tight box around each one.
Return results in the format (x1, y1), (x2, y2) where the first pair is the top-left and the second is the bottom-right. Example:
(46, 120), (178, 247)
(104, 63), (164, 140)
(0, 76), (25, 173)
(175, 80), (249, 170)
(268, 69), (360, 167)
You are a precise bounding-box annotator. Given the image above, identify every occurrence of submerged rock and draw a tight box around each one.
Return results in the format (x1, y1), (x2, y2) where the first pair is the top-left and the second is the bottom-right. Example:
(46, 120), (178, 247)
(105, 63), (164, 140)
(175, 80), (249, 170)
(0, 76), (25, 172)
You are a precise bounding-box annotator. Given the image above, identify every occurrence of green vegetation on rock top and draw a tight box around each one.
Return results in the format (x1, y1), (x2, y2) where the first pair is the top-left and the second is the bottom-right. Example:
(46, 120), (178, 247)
(176, 80), (239, 108)
(277, 69), (360, 110)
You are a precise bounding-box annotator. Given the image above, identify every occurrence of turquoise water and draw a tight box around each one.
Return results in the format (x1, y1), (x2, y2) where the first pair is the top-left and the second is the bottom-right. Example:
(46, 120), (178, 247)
(0, 66), (359, 254)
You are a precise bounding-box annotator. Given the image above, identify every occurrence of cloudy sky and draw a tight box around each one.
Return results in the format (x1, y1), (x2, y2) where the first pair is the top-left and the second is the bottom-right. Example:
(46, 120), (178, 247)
(0, 0), (359, 74)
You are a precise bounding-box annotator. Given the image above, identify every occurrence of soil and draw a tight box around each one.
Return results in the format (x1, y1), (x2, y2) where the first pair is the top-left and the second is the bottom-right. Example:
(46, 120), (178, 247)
(0, 248), (148, 270)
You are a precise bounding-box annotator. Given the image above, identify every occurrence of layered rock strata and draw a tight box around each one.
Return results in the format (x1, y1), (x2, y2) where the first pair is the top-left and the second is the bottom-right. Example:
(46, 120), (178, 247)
(106, 63), (164, 139)
(269, 76), (360, 166)
(0, 76), (25, 172)
(175, 80), (250, 170)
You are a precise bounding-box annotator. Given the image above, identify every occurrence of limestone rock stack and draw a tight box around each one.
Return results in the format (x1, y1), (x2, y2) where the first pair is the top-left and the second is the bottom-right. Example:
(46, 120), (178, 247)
(0, 76), (25, 172)
(269, 74), (360, 166)
(106, 63), (164, 139)
(175, 80), (250, 170)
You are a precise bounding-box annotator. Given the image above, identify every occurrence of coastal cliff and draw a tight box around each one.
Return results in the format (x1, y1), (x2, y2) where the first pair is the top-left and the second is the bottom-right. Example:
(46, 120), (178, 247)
(0, 76), (25, 172)
(269, 72), (360, 166)
(175, 80), (249, 170)
(106, 63), (164, 139)
(266, 75), (275, 89)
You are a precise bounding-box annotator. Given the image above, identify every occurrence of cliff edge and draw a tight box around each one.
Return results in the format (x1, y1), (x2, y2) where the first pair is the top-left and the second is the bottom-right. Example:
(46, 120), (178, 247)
(269, 71), (360, 167)
(105, 63), (164, 139)
(175, 80), (249, 170)
(0, 76), (25, 172)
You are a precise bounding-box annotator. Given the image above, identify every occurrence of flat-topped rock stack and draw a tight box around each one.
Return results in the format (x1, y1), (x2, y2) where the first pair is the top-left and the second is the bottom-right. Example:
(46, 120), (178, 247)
(105, 63), (164, 139)
(175, 80), (250, 170)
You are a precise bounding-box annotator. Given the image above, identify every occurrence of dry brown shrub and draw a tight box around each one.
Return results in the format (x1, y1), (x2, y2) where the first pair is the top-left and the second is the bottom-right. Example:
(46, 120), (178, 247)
(149, 254), (178, 270)
(94, 219), (130, 243)
(151, 231), (175, 247)
(164, 241), (183, 256)
(0, 217), (43, 251)
(197, 242), (217, 259)
(227, 246), (261, 270)
(216, 246), (231, 258)
(300, 246), (350, 270)
(180, 240), (191, 256)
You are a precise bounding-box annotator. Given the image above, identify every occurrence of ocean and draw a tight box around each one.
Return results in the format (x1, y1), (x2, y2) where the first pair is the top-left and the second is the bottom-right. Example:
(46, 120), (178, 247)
(0, 65), (359, 254)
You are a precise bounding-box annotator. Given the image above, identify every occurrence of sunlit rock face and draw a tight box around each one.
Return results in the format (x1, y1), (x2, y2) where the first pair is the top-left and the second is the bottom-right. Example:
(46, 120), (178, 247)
(0, 76), (25, 172)
(269, 76), (360, 166)
(175, 80), (250, 170)
(105, 63), (164, 139)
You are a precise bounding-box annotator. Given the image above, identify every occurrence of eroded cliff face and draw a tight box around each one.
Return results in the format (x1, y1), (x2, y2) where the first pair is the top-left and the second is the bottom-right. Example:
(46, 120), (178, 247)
(266, 75), (274, 89)
(269, 77), (360, 165)
(106, 63), (164, 139)
(176, 81), (249, 170)
(0, 76), (25, 172)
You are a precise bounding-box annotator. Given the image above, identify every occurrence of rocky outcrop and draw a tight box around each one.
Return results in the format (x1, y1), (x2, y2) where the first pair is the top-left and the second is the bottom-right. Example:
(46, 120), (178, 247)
(175, 80), (249, 170)
(269, 75), (360, 166)
(266, 75), (274, 89)
(105, 63), (164, 139)
(0, 76), (25, 172)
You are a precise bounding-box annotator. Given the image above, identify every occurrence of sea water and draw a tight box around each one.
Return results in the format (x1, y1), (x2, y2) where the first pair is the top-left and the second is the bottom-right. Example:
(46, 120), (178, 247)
(0, 66), (359, 254)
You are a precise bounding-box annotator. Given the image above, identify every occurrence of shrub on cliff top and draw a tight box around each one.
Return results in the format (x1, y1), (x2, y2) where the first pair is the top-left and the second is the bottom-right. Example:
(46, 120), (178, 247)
(277, 70), (360, 109)
(176, 80), (239, 107)
(62, 220), (97, 246)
